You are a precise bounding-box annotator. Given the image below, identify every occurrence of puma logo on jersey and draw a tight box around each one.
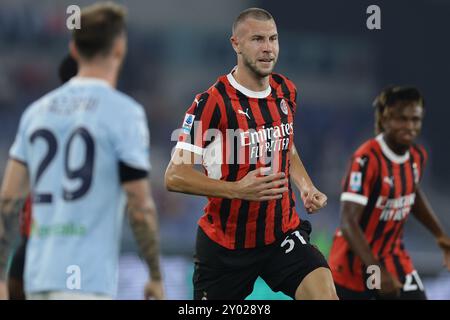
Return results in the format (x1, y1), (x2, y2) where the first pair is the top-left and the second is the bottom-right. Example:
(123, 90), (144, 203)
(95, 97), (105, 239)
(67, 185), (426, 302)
(383, 176), (394, 187)
(238, 108), (251, 119)
(355, 157), (368, 167)
(194, 98), (203, 106)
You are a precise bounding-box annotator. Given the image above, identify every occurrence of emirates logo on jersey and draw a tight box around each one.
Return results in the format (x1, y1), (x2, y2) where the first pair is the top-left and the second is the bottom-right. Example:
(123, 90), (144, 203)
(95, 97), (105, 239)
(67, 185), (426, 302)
(239, 122), (294, 160)
(376, 193), (416, 221)
(280, 99), (289, 115)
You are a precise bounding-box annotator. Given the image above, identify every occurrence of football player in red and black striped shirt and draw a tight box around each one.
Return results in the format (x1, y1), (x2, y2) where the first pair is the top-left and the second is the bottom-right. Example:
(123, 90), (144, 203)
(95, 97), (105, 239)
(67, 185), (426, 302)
(165, 8), (337, 300)
(329, 87), (450, 299)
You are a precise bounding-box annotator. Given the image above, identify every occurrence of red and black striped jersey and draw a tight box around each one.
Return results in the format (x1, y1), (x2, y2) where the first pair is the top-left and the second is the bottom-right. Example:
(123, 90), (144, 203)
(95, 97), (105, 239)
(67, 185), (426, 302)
(176, 69), (300, 249)
(329, 134), (428, 291)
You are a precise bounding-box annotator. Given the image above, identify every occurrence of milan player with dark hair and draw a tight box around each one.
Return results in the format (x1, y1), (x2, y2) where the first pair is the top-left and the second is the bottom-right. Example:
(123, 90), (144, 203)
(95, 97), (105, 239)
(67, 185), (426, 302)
(329, 86), (450, 299)
(165, 8), (337, 300)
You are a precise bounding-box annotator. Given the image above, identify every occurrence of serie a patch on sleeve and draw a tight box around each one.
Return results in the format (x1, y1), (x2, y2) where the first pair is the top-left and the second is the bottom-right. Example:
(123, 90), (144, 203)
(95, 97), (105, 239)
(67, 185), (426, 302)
(350, 171), (362, 192)
(182, 113), (195, 134)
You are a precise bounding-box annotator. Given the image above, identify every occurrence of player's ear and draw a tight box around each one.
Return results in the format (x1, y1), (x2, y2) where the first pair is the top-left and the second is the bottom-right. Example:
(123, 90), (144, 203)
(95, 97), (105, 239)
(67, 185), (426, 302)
(69, 41), (80, 62)
(112, 33), (127, 60)
(380, 108), (391, 129)
(230, 36), (241, 54)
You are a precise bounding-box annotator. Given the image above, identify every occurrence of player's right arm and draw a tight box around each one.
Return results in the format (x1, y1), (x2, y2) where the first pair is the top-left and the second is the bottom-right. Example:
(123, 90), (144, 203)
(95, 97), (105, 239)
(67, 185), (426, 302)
(0, 160), (29, 300)
(112, 103), (164, 299)
(0, 108), (31, 299)
(165, 93), (287, 201)
(340, 202), (402, 296)
(165, 148), (287, 201)
(122, 177), (164, 300)
(339, 153), (402, 296)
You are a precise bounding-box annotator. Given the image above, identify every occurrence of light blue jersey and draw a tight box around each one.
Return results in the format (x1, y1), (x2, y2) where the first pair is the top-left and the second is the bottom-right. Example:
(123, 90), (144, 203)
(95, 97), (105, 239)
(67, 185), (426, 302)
(9, 77), (150, 297)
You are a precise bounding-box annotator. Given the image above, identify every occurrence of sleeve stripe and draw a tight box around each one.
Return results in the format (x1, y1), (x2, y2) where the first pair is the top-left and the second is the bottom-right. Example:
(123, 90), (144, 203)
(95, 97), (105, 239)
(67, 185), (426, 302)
(175, 141), (204, 156)
(340, 192), (368, 206)
(360, 155), (370, 195)
(413, 144), (426, 172)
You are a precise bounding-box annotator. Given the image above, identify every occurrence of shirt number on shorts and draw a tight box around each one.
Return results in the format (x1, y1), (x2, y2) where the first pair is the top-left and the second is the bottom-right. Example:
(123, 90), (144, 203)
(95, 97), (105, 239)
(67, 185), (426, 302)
(403, 270), (425, 292)
(281, 230), (307, 254)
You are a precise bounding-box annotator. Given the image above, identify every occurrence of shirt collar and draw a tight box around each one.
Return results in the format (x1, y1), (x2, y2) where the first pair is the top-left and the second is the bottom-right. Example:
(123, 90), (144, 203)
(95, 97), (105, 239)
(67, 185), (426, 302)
(226, 67), (271, 99)
(375, 134), (410, 164)
(68, 77), (111, 88)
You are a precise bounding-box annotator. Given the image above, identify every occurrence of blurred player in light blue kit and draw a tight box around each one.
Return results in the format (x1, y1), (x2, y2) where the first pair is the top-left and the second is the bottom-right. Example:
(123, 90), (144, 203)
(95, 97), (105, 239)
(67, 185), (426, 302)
(0, 2), (164, 300)
(6, 54), (79, 301)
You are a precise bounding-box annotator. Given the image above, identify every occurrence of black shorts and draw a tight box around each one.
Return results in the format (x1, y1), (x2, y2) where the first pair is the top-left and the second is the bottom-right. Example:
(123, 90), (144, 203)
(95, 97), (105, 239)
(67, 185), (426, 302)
(193, 220), (330, 300)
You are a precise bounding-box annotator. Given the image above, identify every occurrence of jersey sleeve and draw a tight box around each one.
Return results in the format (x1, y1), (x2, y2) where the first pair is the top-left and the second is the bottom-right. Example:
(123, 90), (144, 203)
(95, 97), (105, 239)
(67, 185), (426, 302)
(113, 105), (151, 172)
(273, 74), (298, 115)
(340, 153), (378, 206)
(416, 145), (428, 182)
(175, 92), (222, 156)
(9, 110), (29, 164)
(287, 79), (298, 114)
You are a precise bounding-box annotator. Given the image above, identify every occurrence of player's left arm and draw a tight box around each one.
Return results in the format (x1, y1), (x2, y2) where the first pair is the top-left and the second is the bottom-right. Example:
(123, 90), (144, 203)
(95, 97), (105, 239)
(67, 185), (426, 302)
(123, 177), (164, 300)
(0, 159), (29, 299)
(412, 186), (450, 270)
(290, 144), (327, 213)
(114, 103), (164, 299)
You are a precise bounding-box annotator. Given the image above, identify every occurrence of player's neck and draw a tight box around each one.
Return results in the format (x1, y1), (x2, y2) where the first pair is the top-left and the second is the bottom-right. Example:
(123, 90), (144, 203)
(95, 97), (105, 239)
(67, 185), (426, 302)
(232, 66), (270, 92)
(76, 63), (119, 88)
(382, 134), (409, 155)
